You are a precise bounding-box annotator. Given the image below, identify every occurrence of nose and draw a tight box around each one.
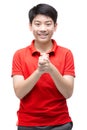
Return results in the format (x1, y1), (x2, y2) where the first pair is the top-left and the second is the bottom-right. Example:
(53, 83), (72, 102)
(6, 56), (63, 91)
(40, 24), (46, 31)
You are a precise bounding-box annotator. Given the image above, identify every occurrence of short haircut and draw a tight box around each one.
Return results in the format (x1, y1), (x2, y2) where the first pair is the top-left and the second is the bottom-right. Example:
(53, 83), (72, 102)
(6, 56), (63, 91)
(28, 3), (58, 24)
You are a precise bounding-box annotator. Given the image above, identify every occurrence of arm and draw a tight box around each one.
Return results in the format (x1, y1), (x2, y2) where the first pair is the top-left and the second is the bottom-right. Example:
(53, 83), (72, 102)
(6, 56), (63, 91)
(12, 53), (49, 99)
(13, 53), (74, 99)
(13, 69), (42, 99)
(48, 63), (74, 99)
(38, 54), (74, 99)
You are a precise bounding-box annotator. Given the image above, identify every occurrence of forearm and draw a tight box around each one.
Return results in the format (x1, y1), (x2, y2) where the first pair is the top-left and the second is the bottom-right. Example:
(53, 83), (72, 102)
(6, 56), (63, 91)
(13, 69), (42, 99)
(49, 63), (74, 99)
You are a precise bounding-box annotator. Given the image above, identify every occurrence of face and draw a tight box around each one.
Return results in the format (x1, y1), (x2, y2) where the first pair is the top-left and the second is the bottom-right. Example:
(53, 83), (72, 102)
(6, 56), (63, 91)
(29, 14), (57, 44)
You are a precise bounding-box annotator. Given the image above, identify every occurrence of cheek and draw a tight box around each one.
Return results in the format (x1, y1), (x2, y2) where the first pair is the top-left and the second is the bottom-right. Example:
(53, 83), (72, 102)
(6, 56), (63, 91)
(49, 29), (55, 34)
(30, 25), (37, 31)
(32, 26), (39, 33)
(32, 30), (38, 37)
(48, 26), (55, 32)
(33, 31), (36, 36)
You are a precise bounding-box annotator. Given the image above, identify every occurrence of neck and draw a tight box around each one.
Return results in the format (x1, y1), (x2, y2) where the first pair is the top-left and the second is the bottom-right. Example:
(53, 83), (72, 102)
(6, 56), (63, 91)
(34, 40), (53, 53)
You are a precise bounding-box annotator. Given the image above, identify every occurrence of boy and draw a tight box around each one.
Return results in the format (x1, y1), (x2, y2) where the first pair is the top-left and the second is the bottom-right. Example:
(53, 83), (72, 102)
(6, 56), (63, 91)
(11, 3), (75, 130)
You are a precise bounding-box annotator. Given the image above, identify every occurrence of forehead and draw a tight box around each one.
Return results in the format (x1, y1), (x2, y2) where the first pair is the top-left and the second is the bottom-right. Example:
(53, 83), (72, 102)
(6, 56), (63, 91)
(33, 14), (53, 22)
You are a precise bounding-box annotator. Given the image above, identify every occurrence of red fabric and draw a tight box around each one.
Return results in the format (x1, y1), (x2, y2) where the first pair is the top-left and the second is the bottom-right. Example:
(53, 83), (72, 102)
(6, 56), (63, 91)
(12, 39), (75, 126)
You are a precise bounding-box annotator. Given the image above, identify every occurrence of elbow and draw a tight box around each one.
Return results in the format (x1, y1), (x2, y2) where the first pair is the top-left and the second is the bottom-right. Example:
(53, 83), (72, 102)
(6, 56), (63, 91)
(13, 87), (24, 99)
(14, 90), (23, 99)
(65, 90), (73, 99)
(15, 93), (23, 99)
(65, 94), (72, 99)
(65, 84), (74, 99)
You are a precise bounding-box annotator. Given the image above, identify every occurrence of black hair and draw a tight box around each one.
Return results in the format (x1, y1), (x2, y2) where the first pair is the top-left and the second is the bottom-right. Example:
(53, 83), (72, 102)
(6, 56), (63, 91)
(28, 3), (58, 24)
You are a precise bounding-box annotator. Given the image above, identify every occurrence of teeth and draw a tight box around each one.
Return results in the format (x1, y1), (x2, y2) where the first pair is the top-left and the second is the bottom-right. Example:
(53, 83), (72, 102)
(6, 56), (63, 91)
(38, 33), (48, 35)
(39, 34), (46, 35)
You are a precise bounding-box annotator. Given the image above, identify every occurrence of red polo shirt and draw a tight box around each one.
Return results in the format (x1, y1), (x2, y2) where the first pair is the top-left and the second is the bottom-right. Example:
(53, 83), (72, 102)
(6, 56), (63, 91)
(12, 39), (75, 126)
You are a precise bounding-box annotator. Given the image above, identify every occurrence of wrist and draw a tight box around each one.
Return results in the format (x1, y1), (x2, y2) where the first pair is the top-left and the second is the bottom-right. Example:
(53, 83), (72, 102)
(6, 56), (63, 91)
(48, 62), (54, 74)
(36, 69), (43, 76)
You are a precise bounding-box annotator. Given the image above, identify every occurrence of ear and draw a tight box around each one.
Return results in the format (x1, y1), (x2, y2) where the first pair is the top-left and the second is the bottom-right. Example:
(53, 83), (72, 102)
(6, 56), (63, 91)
(29, 23), (32, 31)
(54, 23), (58, 31)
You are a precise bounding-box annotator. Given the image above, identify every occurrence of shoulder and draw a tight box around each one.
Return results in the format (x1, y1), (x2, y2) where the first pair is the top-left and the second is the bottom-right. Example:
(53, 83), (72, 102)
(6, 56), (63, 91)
(52, 39), (72, 54)
(13, 45), (31, 58)
(58, 45), (70, 53)
(57, 44), (73, 57)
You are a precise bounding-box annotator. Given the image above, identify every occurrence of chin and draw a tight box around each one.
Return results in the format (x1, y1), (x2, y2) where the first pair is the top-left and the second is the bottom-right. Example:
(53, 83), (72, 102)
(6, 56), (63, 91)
(39, 39), (49, 43)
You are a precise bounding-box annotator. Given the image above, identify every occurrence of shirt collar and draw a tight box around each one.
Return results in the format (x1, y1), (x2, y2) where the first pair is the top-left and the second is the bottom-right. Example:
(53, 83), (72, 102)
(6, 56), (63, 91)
(29, 39), (58, 56)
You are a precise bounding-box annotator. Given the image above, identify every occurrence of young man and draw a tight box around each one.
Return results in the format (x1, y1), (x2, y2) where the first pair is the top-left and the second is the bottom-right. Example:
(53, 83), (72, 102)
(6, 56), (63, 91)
(11, 3), (75, 130)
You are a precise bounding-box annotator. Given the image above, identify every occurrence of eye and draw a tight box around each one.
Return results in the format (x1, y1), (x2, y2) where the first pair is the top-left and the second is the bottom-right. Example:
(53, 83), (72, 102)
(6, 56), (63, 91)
(46, 22), (52, 26)
(46, 23), (51, 26)
(34, 22), (40, 26)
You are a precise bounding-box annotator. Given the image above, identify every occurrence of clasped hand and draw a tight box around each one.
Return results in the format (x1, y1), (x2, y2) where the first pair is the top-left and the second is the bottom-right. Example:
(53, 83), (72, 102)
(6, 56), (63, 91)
(38, 53), (51, 74)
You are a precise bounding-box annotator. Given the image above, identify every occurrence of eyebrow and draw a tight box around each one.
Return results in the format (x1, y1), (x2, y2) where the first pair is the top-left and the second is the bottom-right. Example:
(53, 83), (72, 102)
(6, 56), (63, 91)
(34, 20), (52, 23)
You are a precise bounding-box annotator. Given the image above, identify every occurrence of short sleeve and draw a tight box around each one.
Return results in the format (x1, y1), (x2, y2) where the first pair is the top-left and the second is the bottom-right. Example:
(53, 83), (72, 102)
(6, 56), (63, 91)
(11, 50), (23, 77)
(63, 50), (75, 77)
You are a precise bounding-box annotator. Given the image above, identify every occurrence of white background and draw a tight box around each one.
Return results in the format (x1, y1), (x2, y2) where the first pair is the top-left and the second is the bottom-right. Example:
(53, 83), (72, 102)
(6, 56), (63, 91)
(0, 0), (87, 129)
